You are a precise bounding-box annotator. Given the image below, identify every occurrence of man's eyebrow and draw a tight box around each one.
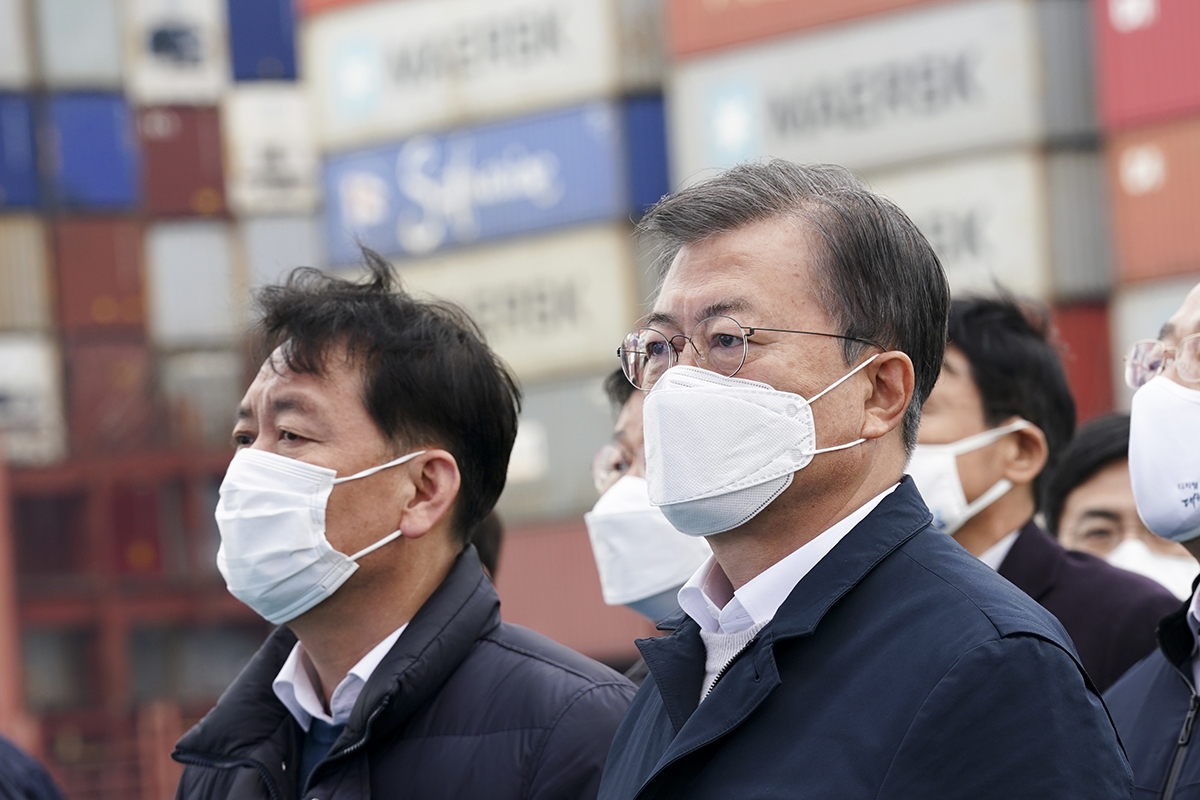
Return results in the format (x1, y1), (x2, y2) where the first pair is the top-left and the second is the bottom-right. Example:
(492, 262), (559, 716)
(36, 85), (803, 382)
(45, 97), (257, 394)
(235, 395), (316, 421)
(644, 300), (752, 330)
(1077, 509), (1121, 524)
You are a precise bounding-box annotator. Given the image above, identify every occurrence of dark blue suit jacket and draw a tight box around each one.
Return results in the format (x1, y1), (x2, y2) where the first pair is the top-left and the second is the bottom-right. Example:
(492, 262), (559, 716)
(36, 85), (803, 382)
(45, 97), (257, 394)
(598, 478), (1132, 800)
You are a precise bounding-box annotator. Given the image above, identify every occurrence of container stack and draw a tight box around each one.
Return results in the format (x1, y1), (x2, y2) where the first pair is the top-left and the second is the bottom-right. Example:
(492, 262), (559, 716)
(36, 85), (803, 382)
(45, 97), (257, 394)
(663, 0), (1115, 419)
(1095, 0), (1200, 408)
(299, 0), (671, 658)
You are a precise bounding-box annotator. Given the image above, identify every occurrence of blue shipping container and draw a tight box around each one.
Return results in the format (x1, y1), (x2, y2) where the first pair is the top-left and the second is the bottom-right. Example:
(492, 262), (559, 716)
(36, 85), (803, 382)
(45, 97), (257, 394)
(45, 94), (139, 209)
(321, 98), (668, 265)
(227, 0), (297, 81)
(0, 95), (38, 208)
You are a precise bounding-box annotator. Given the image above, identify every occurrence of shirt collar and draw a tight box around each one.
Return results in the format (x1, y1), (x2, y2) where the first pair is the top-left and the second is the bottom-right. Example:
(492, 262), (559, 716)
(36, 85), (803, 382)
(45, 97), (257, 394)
(273, 623), (407, 731)
(678, 483), (899, 635)
(977, 529), (1021, 571)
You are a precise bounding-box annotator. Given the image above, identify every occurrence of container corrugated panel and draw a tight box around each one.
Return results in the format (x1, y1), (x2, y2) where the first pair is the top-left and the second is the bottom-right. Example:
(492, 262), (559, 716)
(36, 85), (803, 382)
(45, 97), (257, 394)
(866, 146), (1110, 302)
(303, 0), (665, 150)
(666, 0), (938, 57)
(0, 333), (66, 465)
(1109, 116), (1200, 282)
(139, 106), (226, 217)
(0, 216), (51, 331)
(1096, 0), (1200, 130)
(53, 217), (144, 334)
(64, 337), (158, 455)
(0, 0), (34, 89)
(145, 221), (242, 349)
(227, 0), (297, 80)
(0, 94), (38, 208)
(493, 518), (655, 664)
(495, 372), (619, 524)
(395, 224), (638, 383)
(33, 0), (123, 88)
(161, 349), (242, 450)
(44, 93), (140, 209)
(124, 0), (230, 105)
(239, 215), (325, 289)
(111, 483), (163, 575)
(221, 84), (319, 214)
(322, 99), (668, 264)
(668, 0), (1095, 180)
(1051, 301), (1113, 422)
(1110, 274), (1200, 409)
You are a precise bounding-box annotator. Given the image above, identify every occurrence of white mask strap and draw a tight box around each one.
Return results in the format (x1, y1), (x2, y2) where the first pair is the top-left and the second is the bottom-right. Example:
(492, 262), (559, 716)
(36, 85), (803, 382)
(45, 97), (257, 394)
(806, 437), (867, 456)
(806, 353), (881, 405)
(943, 420), (1031, 458)
(944, 478), (1014, 535)
(333, 450), (427, 484)
(349, 528), (405, 561)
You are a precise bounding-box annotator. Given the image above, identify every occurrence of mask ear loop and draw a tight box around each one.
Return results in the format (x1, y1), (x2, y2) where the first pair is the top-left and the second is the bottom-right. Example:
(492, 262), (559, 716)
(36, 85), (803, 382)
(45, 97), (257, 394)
(801, 353), (881, 456)
(334, 450), (428, 560)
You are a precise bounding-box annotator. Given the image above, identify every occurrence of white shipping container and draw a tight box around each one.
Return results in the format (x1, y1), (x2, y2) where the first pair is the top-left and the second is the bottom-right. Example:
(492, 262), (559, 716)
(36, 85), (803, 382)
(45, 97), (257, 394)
(1111, 275), (1200, 410)
(667, 0), (1094, 181)
(302, 0), (665, 150)
(0, 216), (52, 331)
(145, 221), (242, 348)
(34, 0), (123, 87)
(239, 215), (326, 290)
(396, 225), (638, 383)
(0, 0), (34, 89)
(496, 372), (619, 524)
(160, 350), (242, 450)
(0, 333), (66, 466)
(222, 85), (320, 214)
(124, 0), (230, 104)
(866, 146), (1110, 302)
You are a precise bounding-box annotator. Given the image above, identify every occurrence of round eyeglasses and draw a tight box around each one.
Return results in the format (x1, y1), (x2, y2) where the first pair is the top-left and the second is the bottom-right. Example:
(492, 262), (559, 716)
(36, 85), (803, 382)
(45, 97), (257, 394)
(617, 315), (883, 391)
(1124, 333), (1200, 389)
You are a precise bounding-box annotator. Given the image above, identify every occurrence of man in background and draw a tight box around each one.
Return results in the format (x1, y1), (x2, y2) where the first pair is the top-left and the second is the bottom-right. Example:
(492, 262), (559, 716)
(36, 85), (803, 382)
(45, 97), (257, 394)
(911, 296), (1177, 691)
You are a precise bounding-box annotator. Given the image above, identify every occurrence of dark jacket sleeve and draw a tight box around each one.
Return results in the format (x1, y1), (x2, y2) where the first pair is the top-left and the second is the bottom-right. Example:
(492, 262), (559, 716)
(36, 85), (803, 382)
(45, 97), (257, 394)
(877, 635), (1133, 799)
(0, 736), (67, 800)
(527, 681), (637, 800)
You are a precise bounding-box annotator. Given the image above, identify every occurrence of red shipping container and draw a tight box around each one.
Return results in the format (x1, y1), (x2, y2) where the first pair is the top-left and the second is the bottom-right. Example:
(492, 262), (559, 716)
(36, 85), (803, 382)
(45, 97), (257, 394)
(1095, 0), (1200, 130)
(65, 338), (158, 455)
(53, 218), (145, 334)
(1051, 302), (1114, 423)
(296, 0), (371, 15)
(111, 483), (162, 575)
(138, 107), (225, 217)
(1107, 116), (1200, 282)
(667, 0), (939, 57)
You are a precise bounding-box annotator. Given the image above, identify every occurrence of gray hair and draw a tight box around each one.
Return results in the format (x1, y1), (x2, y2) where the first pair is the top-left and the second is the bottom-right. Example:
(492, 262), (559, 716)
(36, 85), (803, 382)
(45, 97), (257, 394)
(637, 160), (950, 452)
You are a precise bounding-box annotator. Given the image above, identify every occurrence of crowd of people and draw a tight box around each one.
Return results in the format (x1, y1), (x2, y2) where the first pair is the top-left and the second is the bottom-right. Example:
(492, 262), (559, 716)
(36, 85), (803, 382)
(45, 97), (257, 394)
(5, 159), (1200, 799)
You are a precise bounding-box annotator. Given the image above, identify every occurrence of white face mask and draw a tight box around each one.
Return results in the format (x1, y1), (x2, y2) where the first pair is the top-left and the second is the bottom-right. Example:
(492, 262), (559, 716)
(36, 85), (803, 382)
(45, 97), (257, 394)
(906, 420), (1031, 536)
(584, 475), (711, 608)
(1130, 375), (1200, 544)
(1106, 537), (1198, 601)
(215, 447), (425, 625)
(643, 356), (878, 537)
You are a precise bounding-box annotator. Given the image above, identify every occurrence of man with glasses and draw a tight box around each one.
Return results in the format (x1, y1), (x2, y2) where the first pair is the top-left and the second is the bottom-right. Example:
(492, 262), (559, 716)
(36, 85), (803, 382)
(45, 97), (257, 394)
(597, 161), (1131, 800)
(1105, 282), (1200, 800)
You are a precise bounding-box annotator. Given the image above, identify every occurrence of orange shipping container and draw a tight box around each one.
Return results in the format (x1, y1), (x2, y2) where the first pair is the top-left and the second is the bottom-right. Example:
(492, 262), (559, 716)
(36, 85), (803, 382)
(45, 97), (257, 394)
(1109, 116), (1200, 282)
(666, 0), (940, 57)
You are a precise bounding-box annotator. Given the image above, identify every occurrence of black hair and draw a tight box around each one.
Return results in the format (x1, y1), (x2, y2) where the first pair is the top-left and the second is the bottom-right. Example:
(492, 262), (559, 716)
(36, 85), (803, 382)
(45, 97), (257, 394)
(470, 511), (504, 578)
(604, 367), (636, 413)
(947, 296), (1077, 512)
(638, 160), (950, 452)
(254, 249), (521, 543)
(1042, 413), (1130, 537)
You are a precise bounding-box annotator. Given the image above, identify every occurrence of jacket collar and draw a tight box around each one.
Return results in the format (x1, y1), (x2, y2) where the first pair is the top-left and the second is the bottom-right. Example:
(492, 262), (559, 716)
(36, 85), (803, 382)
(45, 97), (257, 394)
(995, 521), (1059, 599)
(174, 545), (500, 763)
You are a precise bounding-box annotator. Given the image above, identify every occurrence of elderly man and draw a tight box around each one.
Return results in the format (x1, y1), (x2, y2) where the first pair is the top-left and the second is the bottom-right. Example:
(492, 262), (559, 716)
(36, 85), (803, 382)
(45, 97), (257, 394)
(1104, 282), (1200, 800)
(597, 162), (1131, 799)
(172, 254), (634, 800)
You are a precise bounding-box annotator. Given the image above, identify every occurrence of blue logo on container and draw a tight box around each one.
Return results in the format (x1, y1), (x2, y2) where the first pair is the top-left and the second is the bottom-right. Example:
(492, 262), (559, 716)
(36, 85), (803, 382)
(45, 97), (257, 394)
(322, 99), (667, 264)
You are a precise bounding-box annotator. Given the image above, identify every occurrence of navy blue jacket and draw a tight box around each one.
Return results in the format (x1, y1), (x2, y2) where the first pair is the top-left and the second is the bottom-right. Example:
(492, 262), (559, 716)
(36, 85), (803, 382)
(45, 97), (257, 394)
(0, 735), (66, 800)
(598, 478), (1132, 800)
(1105, 598), (1199, 800)
(173, 546), (636, 800)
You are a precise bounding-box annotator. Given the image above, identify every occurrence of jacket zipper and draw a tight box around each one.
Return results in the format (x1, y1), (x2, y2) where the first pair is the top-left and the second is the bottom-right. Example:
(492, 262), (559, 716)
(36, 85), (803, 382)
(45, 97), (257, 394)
(704, 637), (759, 699)
(1163, 692), (1200, 800)
(299, 702), (388, 798)
(174, 752), (284, 800)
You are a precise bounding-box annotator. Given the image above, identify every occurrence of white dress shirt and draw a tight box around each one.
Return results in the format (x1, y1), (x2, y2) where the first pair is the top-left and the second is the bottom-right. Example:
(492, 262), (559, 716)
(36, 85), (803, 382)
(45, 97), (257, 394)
(977, 530), (1020, 572)
(273, 624), (407, 731)
(678, 483), (899, 635)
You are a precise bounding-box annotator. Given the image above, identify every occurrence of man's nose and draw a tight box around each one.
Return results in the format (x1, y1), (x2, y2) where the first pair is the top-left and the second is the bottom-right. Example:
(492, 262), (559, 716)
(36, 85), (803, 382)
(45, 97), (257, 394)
(674, 338), (704, 369)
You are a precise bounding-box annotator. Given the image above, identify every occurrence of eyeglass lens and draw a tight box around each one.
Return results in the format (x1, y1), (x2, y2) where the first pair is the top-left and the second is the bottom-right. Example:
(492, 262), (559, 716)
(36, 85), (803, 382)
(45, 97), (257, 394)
(619, 316), (748, 389)
(1125, 334), (1200, 389)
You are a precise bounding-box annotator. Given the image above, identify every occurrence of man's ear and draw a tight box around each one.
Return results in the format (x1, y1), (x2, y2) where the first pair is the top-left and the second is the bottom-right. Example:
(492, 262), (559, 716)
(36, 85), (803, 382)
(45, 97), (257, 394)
(397, 450), (461, 539)
(1001, 422), (1048, 488)
(860, 351), (915, 440)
